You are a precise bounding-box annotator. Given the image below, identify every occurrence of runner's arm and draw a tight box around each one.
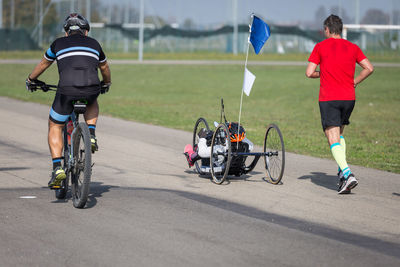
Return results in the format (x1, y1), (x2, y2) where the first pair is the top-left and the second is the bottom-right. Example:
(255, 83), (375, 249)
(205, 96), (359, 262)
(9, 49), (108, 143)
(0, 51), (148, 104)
(28, 58), (53, 80)
(99, 61), (111, 84)
(305, 62), (320, 78)
(354, 58), (374, 88)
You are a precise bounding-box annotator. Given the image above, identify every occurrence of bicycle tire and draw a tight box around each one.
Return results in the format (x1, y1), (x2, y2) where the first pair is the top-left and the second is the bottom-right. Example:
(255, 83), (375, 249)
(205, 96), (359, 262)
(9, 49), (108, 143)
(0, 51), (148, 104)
(71, 122), (92, 208)
(263, 124), (285, 184)
(210, 123), (231, 184)
(192, 117), (210, 175)
(55, 125), (69, 199)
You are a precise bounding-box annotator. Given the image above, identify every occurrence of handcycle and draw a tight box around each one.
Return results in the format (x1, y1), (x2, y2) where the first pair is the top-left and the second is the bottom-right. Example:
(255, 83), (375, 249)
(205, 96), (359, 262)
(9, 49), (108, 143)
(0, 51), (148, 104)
(28, 82), (93, 208)
(192, 99), (285, 185)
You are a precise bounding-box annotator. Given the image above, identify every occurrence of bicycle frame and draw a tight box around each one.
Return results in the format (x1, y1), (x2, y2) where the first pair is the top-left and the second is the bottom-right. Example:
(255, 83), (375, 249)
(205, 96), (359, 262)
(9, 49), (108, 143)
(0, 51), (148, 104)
(65, 112), (79, 175)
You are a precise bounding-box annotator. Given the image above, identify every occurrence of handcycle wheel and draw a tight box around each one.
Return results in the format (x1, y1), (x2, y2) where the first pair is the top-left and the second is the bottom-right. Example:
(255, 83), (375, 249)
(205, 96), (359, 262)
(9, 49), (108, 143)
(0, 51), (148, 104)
(210, 123), (231, 184)
(263, 124), (285, 184)
(192, 117), (210, 175)
(71, 122), (92, 208)
(243, 157), (258, 174)
(55, 125), (69, 200)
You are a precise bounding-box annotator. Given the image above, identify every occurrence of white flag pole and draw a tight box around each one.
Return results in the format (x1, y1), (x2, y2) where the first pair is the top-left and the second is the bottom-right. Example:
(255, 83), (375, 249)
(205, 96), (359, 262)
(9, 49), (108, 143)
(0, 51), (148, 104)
(237, 14), (254, 149)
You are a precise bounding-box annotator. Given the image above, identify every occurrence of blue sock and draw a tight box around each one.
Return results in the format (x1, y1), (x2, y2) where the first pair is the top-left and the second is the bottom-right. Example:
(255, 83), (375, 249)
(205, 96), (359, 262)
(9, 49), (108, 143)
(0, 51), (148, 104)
(52, 157), (62, 169)
(88, 124), (96, 136)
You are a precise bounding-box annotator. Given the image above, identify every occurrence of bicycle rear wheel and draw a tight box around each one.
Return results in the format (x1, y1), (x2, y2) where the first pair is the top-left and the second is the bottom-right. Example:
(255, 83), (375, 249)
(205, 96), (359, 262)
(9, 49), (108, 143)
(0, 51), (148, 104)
(263, 124), (285, 184)
(55, 125), (69, 199)
(210, 124), (231, 184)
(71, 122), (92, 208)
(192, 117), (210, 175)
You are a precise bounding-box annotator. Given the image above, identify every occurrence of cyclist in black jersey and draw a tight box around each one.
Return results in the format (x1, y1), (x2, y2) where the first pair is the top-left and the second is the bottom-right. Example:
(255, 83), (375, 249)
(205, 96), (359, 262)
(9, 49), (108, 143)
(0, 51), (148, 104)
(26, 13), (111, 188)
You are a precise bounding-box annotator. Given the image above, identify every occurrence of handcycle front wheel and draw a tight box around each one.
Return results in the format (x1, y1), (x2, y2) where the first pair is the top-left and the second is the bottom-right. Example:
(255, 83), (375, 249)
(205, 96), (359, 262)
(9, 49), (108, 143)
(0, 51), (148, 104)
(71, 122), (92, 208)
(192, 117), (210, 175)
(263, 124), (285, 184)
(210, 123), (232, 184)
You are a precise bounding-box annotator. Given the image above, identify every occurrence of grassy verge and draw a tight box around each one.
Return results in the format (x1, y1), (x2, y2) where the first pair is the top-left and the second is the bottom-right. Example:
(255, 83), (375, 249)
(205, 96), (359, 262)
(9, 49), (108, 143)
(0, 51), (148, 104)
(0, 63), (399, 173)
(1, 50), (400, 62)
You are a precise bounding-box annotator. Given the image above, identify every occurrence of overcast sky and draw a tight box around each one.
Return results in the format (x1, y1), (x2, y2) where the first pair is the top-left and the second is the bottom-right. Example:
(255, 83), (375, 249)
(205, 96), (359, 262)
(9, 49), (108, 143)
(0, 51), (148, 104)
(102, 0), (400, 26)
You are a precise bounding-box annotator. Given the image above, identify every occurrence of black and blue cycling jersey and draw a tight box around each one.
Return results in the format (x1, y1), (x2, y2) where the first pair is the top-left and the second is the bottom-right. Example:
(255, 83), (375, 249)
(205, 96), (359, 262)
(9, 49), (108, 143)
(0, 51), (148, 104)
(45, 33), (106, 96)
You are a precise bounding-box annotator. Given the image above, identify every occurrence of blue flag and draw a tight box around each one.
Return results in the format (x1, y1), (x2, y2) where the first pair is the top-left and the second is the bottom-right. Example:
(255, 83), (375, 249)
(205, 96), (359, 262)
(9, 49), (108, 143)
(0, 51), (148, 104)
(250, 16), (271, 54)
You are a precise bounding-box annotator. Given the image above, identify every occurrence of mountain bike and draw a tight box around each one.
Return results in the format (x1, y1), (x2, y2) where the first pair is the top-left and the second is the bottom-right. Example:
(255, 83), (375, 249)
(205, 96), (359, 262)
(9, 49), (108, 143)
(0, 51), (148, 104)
(30, 83), (92, 208)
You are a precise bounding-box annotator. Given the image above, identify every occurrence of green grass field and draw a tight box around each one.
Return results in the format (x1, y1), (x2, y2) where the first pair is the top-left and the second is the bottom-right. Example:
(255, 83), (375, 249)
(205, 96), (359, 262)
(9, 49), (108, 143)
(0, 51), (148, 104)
(0, 58), (399, 173)
(1, 50), (400, 62)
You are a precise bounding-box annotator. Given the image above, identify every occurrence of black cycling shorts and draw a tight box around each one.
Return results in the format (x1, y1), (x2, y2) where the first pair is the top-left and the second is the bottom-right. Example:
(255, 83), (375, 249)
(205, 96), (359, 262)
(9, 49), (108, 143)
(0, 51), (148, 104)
(319, 100), (355, 131)
(49, 92), (99, 124)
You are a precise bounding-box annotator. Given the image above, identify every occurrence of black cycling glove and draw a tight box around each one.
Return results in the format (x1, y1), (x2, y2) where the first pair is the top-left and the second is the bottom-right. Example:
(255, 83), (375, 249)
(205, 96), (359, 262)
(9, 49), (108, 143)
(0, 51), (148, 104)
(26, 77), (45, 92)
(100, 81), (111, 94)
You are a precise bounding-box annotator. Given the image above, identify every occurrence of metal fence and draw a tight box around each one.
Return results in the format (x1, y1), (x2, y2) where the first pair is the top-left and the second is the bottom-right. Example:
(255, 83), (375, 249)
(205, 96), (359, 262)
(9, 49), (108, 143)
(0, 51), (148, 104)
(1, 0), (399, 56)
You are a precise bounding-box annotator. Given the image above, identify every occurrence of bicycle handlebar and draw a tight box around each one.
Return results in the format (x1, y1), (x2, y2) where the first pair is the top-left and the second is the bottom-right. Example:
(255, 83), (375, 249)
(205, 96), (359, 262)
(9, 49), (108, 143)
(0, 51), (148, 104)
(30, 83), (58, 92)
(220, 98), (228, 124)
(28, 81), (108, 94)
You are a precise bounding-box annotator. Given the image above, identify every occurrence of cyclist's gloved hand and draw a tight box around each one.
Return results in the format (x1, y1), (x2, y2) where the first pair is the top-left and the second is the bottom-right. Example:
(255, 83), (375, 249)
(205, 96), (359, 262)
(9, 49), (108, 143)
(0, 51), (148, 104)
(100, 81), (111, 94)
(26, 77), (36, 92)
(26, 77), (45, 92)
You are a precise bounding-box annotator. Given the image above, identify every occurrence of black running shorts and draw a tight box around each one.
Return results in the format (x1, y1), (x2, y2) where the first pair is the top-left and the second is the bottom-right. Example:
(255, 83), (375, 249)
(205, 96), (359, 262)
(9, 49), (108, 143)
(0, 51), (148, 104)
(319, 100), (355, 131)
(49, 92), (99, 124)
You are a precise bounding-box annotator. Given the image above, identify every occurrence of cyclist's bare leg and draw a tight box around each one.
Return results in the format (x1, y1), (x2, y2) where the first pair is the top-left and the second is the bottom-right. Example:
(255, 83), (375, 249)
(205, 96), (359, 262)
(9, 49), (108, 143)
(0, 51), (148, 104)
(84, 100), (99, 152)
(84, 99), (98, 125)
(48, 119), (64, 158)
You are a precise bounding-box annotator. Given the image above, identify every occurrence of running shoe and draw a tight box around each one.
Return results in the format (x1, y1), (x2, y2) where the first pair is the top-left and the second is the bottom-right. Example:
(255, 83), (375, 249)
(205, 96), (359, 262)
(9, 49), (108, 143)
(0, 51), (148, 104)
(48, 166), (66, 189)
(337, 171), (349, 193)
(337, 177), (350, 194)
(91, 135), (98, 153)
(338, 174), (358, 194)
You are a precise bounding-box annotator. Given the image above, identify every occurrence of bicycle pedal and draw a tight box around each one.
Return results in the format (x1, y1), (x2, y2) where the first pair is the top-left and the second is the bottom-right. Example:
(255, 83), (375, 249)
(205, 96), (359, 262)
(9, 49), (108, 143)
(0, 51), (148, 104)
(50, 185), (61, 190)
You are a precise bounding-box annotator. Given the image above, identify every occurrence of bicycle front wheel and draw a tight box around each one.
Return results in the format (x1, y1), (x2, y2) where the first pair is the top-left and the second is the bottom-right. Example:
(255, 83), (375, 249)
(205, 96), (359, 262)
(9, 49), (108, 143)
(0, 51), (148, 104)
(263, 124), (285, 184)
(71, 122), (92, 208)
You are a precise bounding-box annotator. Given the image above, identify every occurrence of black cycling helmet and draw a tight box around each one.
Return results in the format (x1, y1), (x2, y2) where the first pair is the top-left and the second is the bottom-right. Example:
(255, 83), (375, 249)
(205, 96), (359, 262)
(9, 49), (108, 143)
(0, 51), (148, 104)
(63, 13), (90, 34)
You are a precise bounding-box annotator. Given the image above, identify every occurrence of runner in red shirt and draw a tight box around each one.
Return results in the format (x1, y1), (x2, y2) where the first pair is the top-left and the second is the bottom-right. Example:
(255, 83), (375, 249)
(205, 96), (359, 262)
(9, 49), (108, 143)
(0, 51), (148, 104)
(306, 14), (374, 194)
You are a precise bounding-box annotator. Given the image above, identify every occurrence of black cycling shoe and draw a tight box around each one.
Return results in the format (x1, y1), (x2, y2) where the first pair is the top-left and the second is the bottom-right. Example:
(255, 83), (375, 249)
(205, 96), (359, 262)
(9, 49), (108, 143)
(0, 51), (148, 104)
(91, 135), (98, 153)
(48, 166), (67, 189)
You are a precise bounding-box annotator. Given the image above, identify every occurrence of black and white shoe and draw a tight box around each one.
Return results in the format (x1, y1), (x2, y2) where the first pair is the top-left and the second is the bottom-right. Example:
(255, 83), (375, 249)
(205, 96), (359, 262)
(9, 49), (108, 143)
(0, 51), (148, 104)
(338, 178), (350, 194)
(337, 171), (349, 193)
(338, 174), (358, 194)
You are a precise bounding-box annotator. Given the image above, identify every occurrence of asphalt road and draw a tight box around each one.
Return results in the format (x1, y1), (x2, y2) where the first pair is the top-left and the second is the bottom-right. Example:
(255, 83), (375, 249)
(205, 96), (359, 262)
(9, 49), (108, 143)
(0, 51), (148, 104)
(1, 96), (399, 267)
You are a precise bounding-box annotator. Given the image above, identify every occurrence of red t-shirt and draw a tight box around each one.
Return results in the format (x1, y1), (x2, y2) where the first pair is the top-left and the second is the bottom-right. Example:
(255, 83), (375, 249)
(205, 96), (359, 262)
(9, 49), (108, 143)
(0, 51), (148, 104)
(308, 38), (366, 101)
